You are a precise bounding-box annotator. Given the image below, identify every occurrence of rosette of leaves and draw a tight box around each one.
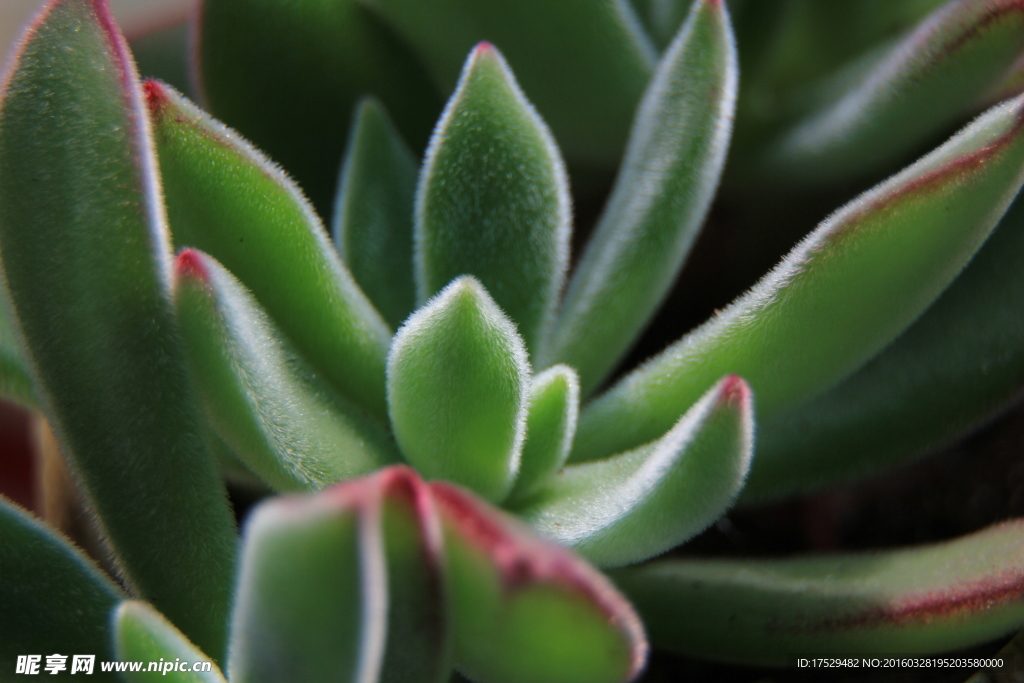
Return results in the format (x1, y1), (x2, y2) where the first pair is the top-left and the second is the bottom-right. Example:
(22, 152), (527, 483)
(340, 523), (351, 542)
(2, 0), (1024, 680)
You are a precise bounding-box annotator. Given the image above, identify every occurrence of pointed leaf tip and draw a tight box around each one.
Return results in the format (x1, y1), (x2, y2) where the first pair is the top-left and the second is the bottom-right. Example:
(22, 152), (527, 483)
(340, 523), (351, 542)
(175, 248), (210, 282)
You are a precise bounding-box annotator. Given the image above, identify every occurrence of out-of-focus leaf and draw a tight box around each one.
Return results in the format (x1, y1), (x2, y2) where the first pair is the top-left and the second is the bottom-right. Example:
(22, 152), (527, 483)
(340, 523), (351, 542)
(415, 44), (570, 354)
(0, 1), (236, 659)
(114, 602), (226, 683)
(174, 249), (400, 493)
(228, 467), (451, 683)
(541, 0), (736, 394)
(388, 277), (528, 503)
(0, 497), (123, 677)
(333, 98), (418, 329)
(764, 0), (1024, 184)
(128, 15), (191, 95)
(613, 520), (1024, 665)
(574, 94), (1024, 463)
(747, 193), (1024, 502)
(360, 0), (655, 166)
(430, 481), (647, 683)
(507, 365), (580, 506)
(517, 376), (752, 568)
(0, 290), (34, 408)
(146, 80), (392, 420)
(630, 0), (694, 50)
(196, 0), (440, 212)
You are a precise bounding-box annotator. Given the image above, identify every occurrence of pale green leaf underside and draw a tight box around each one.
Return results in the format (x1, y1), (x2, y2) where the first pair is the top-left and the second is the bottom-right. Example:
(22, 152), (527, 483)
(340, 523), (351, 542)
(115, 602), (227, 683)
(174, 250), (400, 494)
(574, 94), (1024, 463)
(518, 376), (752, 568)
(543, 0), (736, 394)
(613, 520), (1024, 665)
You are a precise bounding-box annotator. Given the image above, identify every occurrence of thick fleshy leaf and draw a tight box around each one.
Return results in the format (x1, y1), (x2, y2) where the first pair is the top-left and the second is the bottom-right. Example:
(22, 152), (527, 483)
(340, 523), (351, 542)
(173, 249), (400, 493)
(430, 481), (647, 683)
(333, 98), (419, 329)
(574, 94), (1024, 463)
(541, 0), (736, 394)
(764, 0), (1024, 184)
(415, 44), (571, 354)
(612, 520), (1024, 665)
(747, 193), (1024, 501)
(0, 0), (237, 659)
(0, 497), (123, 676)
(0, 289), (34, 408)
(388, 277), (529, 503)
(507, 365), (580, 505)
(228, 467), (451, 683)
(196, 0), (440, 211)
(114, 602), (226, 683)
(360, 0), (655, 165)
(517, 376), (752, 568)
(146, 80), (392, 420)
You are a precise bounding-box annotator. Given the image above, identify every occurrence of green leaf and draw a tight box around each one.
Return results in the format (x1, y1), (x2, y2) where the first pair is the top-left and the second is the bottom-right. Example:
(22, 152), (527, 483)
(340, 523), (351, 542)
(388, 277), (529, 503)
(196, 0), (440, 212)
(541, 0), (737, 394)
(0, 1), (237, 660)
(0, 289), (35, 409)
(630, 0), (694, 50)
(748, 193), (1024, 501)
(360, 0), (655, 165)
(430, 481), (647, 683)
(612, 520), (1024, 665)
(114, 602), (226, 683)
(333, 98), (419, 330)
(228, 467), (451, 683)
(506, 365), (580, 506)
(415, 44), (571, 354)
(574, 94), (1024, 463)
(763, 0), (1024, 184)
(173, 249), (400, 493)
(517, 376), (752, 568)
(146, 80), (392, 420)
(0, 497), (123, 677)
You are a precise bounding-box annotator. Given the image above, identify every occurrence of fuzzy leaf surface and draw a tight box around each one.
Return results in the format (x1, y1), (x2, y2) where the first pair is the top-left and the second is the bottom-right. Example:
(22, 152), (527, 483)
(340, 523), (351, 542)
(334, 99), (419, 329)
(416, 45), (570, 354)
(114, 602), (226, 683)
(543, 0), (736, 393)
(0, 1), (237, 659)
(197, 0), (440, 211)
(507, 365), (580, 505)
(518, 376), (752, 568)
(430, 482), (647, 683)
(748, 193), (1024, 501)
(360, 0), (655, 165)
(147, 81), (392, 420)
(574, 94), (1024, 463)
(174, 250), (400, 493)
(765, 0), (1024, 183)
(0, 497), (123, 677)
(388, 277), (528, 503)
(613, 520), (1024, 665)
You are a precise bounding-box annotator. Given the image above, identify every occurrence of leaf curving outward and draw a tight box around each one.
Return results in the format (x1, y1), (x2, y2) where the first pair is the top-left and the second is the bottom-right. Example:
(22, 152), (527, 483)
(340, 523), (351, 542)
(146, 80), (392, 420)
(359, 0), (655, 165)
(747, 192), (1024, 502)
(228, 467), (451, 683)
(0, 1), (236, 660)
(542, 0), (737, 394)
(196, 0), (440, 212)
(415, 44), (571, 355)
(388, 277), (529, 503)
(173, 249), (400, 494)
(114, 602), (227, 683)
(517, 376), (753, 568)
(431, 481), (648, 683)
(574, 93), (1024, 463)
(0, 497), (123, 678)
(764, 0), (1024, 184)
(612, 520), (1024, 665)
(333, 98), (419, 330)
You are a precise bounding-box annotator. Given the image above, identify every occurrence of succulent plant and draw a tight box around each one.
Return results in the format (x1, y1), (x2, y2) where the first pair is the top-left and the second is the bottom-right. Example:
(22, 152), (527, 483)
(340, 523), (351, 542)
(3, 0), (1024, 681)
